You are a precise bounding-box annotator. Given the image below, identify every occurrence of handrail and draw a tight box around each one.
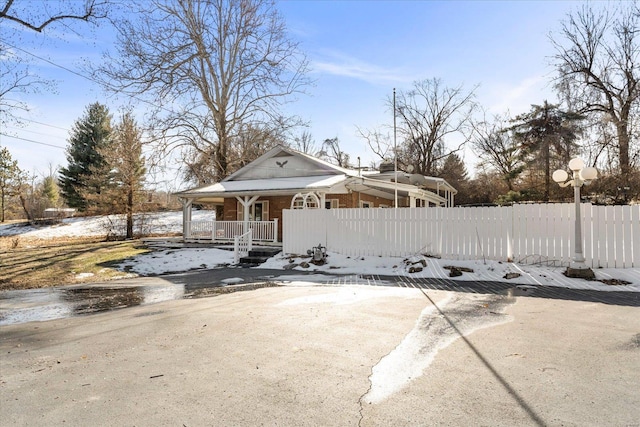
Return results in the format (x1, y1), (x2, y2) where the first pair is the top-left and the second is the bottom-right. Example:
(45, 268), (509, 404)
(234, 229), (253, 264)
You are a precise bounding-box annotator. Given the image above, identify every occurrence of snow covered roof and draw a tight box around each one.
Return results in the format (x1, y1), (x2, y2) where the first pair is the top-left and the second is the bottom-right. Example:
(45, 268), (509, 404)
(175, 145), (456, 204)
(175, 174), (349, 198)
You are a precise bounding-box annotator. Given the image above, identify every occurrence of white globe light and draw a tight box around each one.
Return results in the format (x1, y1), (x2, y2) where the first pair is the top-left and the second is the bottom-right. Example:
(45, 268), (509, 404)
(552, 169), (568, 183)
(580, 167), (598, 181)
(568, 157), (585, 171)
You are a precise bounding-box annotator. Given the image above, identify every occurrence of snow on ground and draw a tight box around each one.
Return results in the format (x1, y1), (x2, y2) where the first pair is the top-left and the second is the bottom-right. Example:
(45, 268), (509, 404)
(118, 247), (235, 275)
(0, 210), (215, 238)
(259, 252), (640, 292)
(1, 212), (639, 291)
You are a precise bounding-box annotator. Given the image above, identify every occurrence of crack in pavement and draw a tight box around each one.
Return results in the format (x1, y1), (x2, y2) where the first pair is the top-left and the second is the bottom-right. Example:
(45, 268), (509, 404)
(356, 296), (445, 426)
(361, 292), (515, 406)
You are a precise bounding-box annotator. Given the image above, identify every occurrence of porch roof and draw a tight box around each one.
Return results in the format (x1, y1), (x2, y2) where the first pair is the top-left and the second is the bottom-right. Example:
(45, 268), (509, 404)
(175, 172), (447, 205)
(175, 174), (348, 200)
(346, 177), (447, 205)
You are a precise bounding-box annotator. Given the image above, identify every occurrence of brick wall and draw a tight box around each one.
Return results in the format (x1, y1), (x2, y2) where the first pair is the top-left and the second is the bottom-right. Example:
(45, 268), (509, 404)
(222, 192), (396, 241)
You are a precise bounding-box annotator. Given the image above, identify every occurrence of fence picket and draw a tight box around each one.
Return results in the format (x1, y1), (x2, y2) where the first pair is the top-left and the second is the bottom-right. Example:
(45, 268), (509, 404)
(282, 204), (639, 268)
(632, 206), (640, 267)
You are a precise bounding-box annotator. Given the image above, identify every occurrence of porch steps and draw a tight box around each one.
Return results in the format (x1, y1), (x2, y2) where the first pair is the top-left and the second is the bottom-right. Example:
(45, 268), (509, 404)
(239, 247), (282, 266)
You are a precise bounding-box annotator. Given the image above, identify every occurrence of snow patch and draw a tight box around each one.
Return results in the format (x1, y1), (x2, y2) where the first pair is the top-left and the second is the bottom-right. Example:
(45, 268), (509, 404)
(364, 293), (514, 404)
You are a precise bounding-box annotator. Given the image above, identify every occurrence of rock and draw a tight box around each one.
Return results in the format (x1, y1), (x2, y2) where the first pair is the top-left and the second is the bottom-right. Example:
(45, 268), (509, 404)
(408, 266), (423, 274)
(444, 265), (474, 273)
(283, 263), (298, 270)
(503, 272), (521, 280)
(299, 262), (310, 269)
(599, 278), (631, 286)
(449, 267), (463, 277)
(404, 256), (427, 268)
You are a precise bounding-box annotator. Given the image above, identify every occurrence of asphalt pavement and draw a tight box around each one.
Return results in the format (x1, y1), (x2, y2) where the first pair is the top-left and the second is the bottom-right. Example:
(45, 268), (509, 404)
(1, 283), (639, 426)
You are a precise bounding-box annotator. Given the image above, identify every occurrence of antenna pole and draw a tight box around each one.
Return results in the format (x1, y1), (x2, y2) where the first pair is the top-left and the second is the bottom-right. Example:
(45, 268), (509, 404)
(393, 88), (398, 209)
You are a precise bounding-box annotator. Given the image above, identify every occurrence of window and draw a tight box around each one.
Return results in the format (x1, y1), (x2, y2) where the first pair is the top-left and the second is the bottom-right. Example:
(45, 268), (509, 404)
(359, 201), (372, 208)
(325, 199), (339, 209)
(237, 201), (269, 221)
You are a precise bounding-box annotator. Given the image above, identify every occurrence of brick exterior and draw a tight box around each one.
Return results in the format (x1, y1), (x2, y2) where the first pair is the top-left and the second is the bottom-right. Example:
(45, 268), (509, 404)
(223, 192), (396, 241)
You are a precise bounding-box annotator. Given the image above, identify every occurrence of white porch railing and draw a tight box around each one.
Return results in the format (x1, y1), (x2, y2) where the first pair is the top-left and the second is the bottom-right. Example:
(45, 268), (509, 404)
(234, 229), (253, 264)
(185, 219), (278, 243)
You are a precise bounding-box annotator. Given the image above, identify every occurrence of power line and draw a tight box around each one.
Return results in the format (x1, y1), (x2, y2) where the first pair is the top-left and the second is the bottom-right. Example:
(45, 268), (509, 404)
(0, 133), (66, 149)
(3, 41), (178, 116)
(12, 116), (69, 131)
(4, 41), (96, 86)
(6, 126), (67, 139)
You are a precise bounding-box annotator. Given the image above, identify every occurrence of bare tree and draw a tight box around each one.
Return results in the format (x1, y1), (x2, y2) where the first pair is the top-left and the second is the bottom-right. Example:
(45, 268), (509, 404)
(318, 137), (350, 168)
(357, 127), (393, 165)
(551, 2), (640, 176)
(471, 112), (524, 191)
(0, 55), (48, 127)
(0, 0), (108, 32)
(183, 120), (287, 185)
(291, 130), (319, 156)
(0, 0), (109, 125)
(394, 78), (478, 176)
(96, 0), (310, 182)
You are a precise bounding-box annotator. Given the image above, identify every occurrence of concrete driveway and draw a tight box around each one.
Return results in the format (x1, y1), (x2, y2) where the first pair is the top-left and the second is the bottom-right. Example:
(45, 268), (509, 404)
(1, 285), (639, 426)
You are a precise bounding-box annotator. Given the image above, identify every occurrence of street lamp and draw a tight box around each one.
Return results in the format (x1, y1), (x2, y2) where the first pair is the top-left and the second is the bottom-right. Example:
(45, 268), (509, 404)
(552, 157), (598, 279)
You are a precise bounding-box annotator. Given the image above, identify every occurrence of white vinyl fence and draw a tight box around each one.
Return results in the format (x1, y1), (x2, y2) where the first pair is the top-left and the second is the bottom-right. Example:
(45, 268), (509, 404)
(283, 204), (640, 268)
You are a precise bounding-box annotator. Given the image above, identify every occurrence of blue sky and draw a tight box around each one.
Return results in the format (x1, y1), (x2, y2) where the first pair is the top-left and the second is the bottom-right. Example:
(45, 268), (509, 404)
(1, 0), (581, 189)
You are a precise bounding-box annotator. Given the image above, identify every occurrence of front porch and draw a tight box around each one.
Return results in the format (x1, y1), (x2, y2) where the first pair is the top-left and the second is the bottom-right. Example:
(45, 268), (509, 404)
(184, 219), (279, 244)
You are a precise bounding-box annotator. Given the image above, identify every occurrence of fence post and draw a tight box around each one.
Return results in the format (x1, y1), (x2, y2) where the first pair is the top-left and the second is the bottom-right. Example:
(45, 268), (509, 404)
(507, 205), (513, 262)
(273, 218), (279, 243)
(234, 235), (240, 264)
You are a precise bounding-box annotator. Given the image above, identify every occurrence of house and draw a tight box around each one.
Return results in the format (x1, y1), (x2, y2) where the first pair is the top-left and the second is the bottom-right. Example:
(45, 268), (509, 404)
(174, 145), (457, 242)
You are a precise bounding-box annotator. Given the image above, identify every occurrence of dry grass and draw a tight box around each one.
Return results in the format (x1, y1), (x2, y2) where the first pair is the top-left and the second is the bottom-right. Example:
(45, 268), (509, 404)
(0, 236), (150, 290)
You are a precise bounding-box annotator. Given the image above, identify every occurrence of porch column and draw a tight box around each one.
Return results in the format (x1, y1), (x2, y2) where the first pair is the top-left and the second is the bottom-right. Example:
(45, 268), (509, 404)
(236, 195), (259, 233)
(180, 198), (193, 240)
(318, 192), (326, 209)
(409, 195), (416, 208)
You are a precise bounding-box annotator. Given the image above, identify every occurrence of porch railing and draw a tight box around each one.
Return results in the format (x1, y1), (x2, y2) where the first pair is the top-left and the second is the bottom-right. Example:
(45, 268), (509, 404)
(185, 219), (278, 243)
(234, 229), (253, 264)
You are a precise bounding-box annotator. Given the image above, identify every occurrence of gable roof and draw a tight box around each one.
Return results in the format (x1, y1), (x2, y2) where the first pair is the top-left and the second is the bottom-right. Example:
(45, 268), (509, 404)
(223, 145), (356, 182)
(174, 144), (455, 206)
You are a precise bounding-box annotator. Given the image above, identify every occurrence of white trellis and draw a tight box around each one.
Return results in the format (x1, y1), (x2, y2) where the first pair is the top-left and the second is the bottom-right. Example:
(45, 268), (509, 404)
(290, 192), (321, 209)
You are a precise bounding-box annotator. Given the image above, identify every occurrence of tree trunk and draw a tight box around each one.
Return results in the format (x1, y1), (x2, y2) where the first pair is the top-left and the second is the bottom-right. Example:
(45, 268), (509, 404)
(1, 188), (5, 222)
(215, 137), (228, 180)
(616, 121), (631, 176)
(126, 187), (134, 239)
(19, 195), (32, 221)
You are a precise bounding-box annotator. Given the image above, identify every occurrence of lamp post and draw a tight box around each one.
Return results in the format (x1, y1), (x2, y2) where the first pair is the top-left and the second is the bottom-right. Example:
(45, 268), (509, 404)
(552, 157), (598, 279)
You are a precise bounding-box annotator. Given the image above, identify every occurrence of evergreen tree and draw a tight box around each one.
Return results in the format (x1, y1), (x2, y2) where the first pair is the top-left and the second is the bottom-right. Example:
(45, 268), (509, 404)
(59, 103), (113, 211)
(105, 112), (146, 238)
(438, 153), (470, 205)
(508, 101), (583, 202)
(0, 147), (25, 222)
(41, 175), (59, 207)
